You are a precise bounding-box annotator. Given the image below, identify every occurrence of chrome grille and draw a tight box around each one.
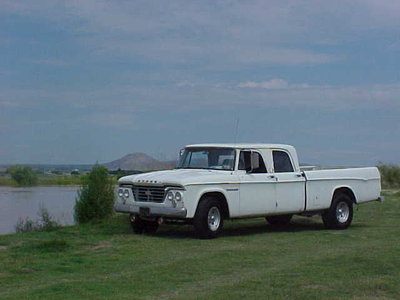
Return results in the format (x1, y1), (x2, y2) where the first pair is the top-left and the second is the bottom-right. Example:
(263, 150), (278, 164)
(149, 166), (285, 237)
(132, 185), (166, 203)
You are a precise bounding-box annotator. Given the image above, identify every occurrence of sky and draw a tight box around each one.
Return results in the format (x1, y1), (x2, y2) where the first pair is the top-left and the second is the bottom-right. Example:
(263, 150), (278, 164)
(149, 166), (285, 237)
(0, 0), (399, 166)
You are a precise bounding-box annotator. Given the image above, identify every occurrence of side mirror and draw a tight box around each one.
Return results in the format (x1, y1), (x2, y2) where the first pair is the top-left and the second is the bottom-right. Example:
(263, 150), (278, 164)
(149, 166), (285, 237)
(179, 149), (185, 157)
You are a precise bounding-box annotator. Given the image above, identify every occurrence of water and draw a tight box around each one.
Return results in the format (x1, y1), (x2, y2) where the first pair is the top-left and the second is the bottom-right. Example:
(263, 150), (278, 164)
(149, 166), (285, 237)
(0, 186), (79, 234)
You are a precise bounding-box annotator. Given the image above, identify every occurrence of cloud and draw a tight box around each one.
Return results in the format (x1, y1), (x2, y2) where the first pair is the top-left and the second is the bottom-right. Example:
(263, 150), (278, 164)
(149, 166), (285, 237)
(83, 112), (136, 128)
(0, 100), (20, 108)
(3, 81), (399, 114)
(21, 1), (340, 66)
(26, 58), (68, 67)
(2, 0), (398, 70)
(238, 78), (310, 90)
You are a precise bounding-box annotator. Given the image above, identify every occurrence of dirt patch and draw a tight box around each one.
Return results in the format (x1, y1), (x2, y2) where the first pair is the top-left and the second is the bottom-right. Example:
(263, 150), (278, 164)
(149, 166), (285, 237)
(11, 242), (24, 247)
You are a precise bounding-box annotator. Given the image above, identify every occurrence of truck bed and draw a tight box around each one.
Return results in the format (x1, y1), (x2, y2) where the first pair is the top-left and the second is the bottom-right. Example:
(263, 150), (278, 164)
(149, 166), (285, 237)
(304, 167), (381, 211)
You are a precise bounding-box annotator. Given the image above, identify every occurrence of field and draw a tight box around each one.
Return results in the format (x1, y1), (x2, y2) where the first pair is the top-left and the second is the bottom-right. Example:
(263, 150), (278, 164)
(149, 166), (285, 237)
(0, 192), (399, 299)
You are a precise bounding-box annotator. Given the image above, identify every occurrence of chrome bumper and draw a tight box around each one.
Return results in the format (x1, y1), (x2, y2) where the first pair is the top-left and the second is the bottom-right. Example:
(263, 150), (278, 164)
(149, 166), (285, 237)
(114, 202), (187, 218)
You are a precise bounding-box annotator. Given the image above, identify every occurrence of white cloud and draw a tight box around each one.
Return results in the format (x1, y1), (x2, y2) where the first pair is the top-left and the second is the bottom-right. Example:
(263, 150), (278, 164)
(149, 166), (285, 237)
(2, 0), (399, 69)
(83, 112), (136, 128)
(26, 58), (68, 67)
(3, 81), (399, 113)
(238, 78), (310, 90)
(0, 101), (19, 108)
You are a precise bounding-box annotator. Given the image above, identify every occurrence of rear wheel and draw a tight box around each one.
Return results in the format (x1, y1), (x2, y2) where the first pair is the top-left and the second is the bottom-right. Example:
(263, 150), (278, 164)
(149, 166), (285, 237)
(193, 198), (224, 239)
(266, 214), (293, 226)
(322, 193), (353, 229)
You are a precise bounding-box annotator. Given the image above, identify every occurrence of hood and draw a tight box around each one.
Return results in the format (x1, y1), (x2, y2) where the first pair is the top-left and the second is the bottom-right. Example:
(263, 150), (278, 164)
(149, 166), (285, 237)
(118, 169), (235, 186)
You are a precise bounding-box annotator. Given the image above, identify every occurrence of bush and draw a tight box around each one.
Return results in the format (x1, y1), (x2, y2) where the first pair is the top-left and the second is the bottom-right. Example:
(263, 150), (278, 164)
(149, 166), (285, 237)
(378, 164), (400, 189)
(74, 165), (115, 223)
(8, 166), (38, 186)
(15, 206), (60, 233)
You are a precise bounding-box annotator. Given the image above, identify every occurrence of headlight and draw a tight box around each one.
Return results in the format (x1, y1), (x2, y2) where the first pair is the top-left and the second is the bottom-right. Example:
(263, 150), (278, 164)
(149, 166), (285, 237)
(175, 191), (182, 201)
(118, 189), (124, 198)
(166, 191), (174, 201)
(123, 189), (130, 198)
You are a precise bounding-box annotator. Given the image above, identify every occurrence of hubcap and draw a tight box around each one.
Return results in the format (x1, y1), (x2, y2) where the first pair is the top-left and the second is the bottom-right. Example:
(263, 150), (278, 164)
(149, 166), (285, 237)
(336, 201), (350, 223)
(207, 207), (221, 231)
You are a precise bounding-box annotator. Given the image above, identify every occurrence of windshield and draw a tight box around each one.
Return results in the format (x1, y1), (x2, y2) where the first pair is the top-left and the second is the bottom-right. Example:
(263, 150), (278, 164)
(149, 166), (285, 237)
(177, 148), (236, 171)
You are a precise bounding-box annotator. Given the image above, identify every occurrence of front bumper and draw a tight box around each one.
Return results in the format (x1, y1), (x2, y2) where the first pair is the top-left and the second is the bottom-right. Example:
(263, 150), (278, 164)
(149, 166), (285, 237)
(114, 202), (187, 218)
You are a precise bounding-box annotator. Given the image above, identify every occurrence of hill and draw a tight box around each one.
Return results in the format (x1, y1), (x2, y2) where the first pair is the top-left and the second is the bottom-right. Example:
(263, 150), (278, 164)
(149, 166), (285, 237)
(103, 153), (175, 171)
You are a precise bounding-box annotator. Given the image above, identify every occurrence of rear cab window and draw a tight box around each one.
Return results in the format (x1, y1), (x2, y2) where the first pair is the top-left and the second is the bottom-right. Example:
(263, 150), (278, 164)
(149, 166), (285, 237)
(238, 151), (267, 173)
(272, 150), (294, 173)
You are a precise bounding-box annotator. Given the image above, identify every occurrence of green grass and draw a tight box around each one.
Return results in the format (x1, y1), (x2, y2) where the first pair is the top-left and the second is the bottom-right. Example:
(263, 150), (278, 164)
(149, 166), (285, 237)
(0, 193), (399, 299)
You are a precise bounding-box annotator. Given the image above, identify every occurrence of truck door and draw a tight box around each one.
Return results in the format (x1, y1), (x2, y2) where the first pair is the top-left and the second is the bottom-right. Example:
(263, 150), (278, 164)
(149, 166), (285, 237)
(238, 150), (277, 216)
(272, 150), (305, 213)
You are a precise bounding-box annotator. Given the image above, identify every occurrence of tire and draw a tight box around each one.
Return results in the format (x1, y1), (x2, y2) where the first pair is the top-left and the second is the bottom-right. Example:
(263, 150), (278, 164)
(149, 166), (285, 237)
(266, 214), (293, 226)
(322, 192), (353, 229)
(193, 197), (224, 239)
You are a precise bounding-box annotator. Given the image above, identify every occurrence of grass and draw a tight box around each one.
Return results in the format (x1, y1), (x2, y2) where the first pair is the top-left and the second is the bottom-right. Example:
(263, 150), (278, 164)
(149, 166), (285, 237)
(0, 192), (399, 299)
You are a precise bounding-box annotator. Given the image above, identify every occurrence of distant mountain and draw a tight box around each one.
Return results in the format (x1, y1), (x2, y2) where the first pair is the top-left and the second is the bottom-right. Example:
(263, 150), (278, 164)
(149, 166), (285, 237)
(103, 153), (175, 171)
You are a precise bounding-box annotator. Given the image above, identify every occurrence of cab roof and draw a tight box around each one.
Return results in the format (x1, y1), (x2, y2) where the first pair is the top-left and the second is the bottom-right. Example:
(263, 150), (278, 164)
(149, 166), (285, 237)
(185, 143), (294, 151)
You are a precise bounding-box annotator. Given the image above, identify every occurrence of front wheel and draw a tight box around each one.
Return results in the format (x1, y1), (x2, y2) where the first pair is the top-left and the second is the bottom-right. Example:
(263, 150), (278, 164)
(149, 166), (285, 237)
(322, 193), (353, 229)
(193, 198), (224, 239)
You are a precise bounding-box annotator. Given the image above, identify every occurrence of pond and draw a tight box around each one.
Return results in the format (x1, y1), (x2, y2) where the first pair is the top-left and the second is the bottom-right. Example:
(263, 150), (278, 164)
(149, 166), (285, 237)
(0, 186), (80, 235)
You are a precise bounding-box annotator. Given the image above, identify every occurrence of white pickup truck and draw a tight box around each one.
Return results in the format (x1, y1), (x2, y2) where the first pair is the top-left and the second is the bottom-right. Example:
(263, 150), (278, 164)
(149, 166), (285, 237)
(115, 144), (382, 238)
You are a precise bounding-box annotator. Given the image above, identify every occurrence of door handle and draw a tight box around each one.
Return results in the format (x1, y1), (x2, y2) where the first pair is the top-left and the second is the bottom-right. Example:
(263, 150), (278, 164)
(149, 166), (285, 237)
(268, 175), (275, 179)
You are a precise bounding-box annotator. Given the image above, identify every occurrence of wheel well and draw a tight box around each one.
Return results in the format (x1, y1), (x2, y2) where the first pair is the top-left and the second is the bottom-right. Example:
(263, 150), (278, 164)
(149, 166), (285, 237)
(198, 192), (230, 219)
(333, 187), (356, 204)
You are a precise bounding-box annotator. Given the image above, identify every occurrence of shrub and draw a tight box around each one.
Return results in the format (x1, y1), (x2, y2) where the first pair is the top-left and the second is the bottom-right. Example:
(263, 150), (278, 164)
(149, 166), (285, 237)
(378, 164), (400, 189)
(15, 206), (60, 233)
(74, 165), (115, 224)
(8, 166), (38, 186)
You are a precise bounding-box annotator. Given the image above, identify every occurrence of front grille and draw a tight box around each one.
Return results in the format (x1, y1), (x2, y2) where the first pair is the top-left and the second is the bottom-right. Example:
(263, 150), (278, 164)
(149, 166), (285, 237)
(132, 185), (166, 203)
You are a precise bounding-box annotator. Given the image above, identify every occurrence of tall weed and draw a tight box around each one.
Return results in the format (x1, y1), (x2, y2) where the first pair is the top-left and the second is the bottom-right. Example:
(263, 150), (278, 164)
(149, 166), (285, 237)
(378, 164), (400, 189)
(15, 206), (60, 233)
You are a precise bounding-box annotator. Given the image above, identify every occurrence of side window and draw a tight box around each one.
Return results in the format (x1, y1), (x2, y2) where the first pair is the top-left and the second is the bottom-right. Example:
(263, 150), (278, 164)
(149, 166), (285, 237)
(273, 151), (294, 173)
(238, 151), (267, 173)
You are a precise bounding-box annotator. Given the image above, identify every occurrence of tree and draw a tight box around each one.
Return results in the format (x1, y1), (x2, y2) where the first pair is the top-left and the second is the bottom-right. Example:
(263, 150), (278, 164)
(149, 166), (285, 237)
(74, 165), (115, 223)
(8, 166), (38, 186)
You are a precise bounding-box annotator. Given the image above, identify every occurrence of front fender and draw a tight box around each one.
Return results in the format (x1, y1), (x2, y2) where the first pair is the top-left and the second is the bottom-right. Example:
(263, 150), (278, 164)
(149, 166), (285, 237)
(183, 184), (240, 218)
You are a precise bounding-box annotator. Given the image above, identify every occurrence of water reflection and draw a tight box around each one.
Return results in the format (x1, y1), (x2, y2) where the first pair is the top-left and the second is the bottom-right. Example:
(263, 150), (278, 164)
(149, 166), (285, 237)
(0, 186), (79, 234)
